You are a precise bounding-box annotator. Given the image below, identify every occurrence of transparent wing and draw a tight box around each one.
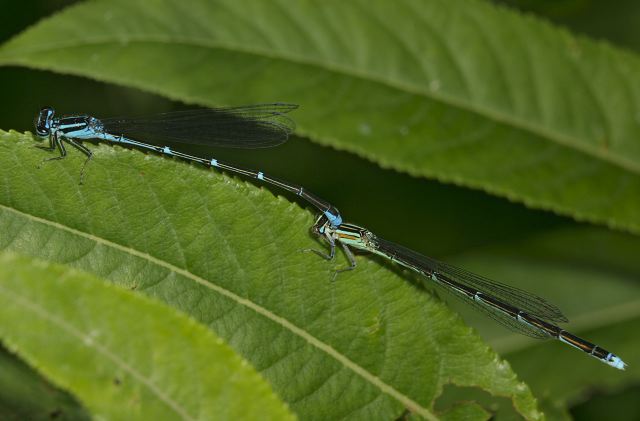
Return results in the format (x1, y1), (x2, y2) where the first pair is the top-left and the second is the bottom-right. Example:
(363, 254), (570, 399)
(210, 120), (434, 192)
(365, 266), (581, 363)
(444, 285), (552, 338)
(101, 103), (298, 148)
(433, 260), (568, 323)
(373, 236), (567, 336)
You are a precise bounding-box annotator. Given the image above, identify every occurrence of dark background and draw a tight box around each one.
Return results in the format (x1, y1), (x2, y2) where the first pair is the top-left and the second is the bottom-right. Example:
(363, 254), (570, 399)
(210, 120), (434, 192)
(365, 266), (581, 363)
(2, 1), (639, 419)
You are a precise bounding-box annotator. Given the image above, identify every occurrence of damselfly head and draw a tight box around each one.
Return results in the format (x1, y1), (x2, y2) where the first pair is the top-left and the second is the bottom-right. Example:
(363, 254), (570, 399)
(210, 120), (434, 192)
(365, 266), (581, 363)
(35, 107), (55, 137)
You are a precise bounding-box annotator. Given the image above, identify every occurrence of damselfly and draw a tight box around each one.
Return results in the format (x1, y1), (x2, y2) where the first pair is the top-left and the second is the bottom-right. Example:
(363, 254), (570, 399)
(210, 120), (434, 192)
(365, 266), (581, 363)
(33, 104), (342, 228)
(33, 105), (625, 369)
(310, 215), (626, 370)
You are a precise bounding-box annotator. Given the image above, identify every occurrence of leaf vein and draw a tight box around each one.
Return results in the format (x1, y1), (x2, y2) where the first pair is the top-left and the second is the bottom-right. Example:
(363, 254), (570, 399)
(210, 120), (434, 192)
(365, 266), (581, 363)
(0, 202), (437, 420)
(5, 36), (639, 176)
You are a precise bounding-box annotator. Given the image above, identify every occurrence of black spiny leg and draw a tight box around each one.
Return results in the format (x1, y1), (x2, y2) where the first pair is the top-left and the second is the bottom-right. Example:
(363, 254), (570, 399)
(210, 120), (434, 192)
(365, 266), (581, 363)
(303, 215), (336, 261)
(304, 232), (336, 261)
(38, 132), (67, 168)
(68, 139), (93, 184)
(335, 243), (357, 274)
(304, 215), (357, 279)
(35, 129), (58, 152)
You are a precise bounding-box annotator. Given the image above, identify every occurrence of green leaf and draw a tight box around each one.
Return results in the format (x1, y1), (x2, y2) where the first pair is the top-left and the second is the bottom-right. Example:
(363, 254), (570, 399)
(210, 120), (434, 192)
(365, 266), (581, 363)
(1, 0), (640, 235)
(570, 384), (640, 421)
(439, 401), (490, 421)
(506, 319), (639, 400)
(0, 251), (295, 421)
(493, 0), (640, 53)
(0, 344), (89, 421)
(0, 131), (542, 420)
(439, 226), (640, 413)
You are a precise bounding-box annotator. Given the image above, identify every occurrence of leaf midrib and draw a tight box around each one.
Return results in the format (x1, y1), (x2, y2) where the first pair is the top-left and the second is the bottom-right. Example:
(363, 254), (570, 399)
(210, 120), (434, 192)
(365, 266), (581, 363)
(0, 202), (437, 421)
(3, 35), (638, 176)
(0, 278), (196, 421)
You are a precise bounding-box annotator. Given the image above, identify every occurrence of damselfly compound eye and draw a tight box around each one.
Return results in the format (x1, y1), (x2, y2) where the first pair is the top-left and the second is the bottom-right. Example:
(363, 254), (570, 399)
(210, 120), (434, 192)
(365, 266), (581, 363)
(35, 107), (55, 137)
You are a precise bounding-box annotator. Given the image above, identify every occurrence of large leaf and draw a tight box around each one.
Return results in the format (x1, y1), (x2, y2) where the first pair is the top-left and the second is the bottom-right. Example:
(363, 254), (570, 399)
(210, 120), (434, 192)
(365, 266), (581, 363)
(445, 227), (640, 412)
(0, 344), (89, 421)
(0, 251), (295, 421)
(570, 384), (640, 421)
(493, 0), (640, 53)
(405, 224), (640, 419)
(0, 130), (538, 419)
(1, 0), (639, 235)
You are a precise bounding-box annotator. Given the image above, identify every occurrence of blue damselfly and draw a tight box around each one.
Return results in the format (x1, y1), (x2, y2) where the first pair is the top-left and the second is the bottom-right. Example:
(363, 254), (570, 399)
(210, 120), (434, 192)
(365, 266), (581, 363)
(33, 104), (342, 228)
(33, 105), (624, 369)
(310, 215), (626, 370)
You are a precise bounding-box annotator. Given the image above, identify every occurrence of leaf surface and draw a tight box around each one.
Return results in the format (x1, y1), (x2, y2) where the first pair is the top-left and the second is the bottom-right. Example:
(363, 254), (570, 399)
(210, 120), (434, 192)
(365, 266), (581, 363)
(0, 344), (89, 421)
(0, 251), (294, 421)
(440, 226), (640, 413)
(1, 0), (639, 234)
(0, 131), (540, 419)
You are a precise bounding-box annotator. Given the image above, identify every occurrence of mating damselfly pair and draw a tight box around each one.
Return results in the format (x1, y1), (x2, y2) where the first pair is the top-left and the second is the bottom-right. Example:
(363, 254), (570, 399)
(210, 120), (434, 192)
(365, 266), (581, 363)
(33, 104), (626, 370)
